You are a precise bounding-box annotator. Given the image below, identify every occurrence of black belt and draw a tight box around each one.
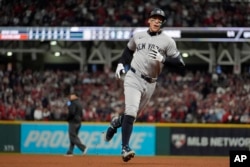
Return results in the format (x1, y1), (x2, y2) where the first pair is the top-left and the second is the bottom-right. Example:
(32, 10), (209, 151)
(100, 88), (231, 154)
(130, 67), (157, 83)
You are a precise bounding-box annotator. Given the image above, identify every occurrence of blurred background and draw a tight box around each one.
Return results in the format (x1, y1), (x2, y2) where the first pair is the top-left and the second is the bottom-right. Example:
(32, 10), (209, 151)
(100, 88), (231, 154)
(0, 0), (250, 124)
(1, 0), (250, 157)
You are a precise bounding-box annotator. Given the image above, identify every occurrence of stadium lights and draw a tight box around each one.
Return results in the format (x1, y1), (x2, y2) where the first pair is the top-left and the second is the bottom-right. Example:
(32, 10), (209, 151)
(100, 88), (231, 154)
(50, 41), (57, 45)
(54, 51), (61, 57)
(7, 51), (13, 56)
(182, 52), (189, 58)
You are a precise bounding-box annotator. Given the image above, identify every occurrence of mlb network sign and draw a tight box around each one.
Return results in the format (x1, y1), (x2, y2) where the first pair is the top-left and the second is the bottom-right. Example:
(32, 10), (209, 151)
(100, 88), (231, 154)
(171, 128), (250, 156)
(21, 123), (155, 155)
(230, 151), (250, 167)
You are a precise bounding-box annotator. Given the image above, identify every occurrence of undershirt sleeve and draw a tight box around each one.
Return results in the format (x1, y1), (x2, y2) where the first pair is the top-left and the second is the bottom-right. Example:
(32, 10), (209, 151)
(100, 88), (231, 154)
(119, 46), (134, 65)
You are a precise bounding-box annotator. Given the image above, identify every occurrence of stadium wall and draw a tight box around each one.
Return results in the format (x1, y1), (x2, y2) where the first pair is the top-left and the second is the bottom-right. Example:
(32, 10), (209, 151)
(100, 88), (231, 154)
(0, 121), (249, 156)
(156, 123), (250, 156)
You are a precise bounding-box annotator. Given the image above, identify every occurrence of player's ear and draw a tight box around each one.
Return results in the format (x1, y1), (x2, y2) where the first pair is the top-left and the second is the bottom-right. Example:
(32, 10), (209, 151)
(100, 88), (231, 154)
(148, 19), (151, 24)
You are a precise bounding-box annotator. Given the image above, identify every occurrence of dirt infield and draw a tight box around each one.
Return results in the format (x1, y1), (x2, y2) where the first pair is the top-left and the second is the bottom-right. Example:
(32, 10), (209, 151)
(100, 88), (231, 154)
(0, 154), (229, 167)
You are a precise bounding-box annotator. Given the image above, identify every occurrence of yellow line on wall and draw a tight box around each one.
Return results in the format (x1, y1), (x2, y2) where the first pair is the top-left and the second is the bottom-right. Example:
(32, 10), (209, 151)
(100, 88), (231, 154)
(0, 121), (249, 128)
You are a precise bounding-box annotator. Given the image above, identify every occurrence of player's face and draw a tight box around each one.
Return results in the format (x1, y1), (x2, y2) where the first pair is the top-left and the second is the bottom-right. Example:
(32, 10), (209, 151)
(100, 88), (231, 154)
(148, 15), (164, 32)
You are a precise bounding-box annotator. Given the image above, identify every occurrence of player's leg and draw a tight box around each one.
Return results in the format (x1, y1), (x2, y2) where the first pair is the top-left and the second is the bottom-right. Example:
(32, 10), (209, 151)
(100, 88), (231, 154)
(121, 85), (142, 162)
(104, 114), (124, 142)
(121, 81), (157, 161)
(138, 82), (156, 115)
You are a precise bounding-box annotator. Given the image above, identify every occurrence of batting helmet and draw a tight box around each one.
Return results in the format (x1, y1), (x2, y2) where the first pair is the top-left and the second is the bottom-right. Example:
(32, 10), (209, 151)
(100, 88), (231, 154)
(149, 8), (166, 21)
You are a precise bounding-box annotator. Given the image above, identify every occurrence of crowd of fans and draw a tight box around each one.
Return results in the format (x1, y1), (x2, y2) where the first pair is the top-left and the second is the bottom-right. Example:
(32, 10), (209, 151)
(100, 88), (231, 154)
(0, 69), (249, 123)
(0, 0), (250, 123)
(0, 0), (250, 27)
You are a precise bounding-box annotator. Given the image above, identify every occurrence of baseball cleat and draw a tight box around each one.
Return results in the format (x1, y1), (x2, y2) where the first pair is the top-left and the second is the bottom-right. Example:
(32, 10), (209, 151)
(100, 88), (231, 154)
(104, 127), (117, 142)
(121, 146), (135, 162)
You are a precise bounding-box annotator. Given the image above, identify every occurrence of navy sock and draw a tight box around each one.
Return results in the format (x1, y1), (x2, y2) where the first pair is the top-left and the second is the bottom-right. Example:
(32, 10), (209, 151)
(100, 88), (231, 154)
(121, 115), (135, 147)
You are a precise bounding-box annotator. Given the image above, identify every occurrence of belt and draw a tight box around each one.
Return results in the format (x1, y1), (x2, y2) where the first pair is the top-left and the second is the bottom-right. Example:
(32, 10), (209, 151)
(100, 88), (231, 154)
(130, 67), (157, 83)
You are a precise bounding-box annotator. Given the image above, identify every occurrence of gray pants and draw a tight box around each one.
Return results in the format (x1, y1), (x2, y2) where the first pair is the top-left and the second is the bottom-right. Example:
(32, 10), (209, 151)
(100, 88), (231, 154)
(68, 123), (86, 153)
(124, 70), (156, 118)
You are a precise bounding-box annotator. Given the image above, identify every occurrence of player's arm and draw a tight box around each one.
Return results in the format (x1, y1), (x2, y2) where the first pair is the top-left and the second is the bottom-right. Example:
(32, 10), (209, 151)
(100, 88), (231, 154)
(162, 53), (186, 76)
(119, 46), (134, 65)
(115, 36), (135, 79)
(162, 52), (185, 67)
(115, 47), (134, 79)
(148, 47), (185, 67)
(119, 35), (136, 65)
(163, 38), (185, 67)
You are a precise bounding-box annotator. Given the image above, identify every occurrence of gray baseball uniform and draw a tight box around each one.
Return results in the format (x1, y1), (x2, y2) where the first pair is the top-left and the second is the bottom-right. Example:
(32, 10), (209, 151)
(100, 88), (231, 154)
(124, 30), (180, 118)
(104, 8), (185, 162)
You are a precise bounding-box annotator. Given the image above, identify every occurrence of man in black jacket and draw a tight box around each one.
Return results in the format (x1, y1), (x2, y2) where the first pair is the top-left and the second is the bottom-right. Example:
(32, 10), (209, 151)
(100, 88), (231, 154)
(65, 92), (87, 156)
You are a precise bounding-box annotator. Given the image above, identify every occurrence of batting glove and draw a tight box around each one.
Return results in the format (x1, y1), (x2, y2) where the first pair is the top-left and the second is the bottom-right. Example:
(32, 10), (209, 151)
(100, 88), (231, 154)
(148, 47), (164, 63)
(115, 63), (125, 79)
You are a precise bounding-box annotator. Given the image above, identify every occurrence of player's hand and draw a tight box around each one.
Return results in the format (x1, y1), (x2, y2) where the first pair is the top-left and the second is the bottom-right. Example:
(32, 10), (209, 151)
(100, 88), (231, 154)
(148, 47), (164, 63)
(115, 63), (125, 79)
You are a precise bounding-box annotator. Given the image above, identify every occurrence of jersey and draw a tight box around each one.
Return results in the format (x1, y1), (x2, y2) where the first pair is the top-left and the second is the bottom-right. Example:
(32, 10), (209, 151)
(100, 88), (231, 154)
(122, 30), (180, 118)
(127, 30), (180, 78)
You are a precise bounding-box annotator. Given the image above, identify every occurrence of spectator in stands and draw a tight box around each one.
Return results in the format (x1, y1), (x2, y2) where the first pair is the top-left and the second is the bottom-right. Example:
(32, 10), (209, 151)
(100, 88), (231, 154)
(0, 0), (250, 27)
(0, 69), (249, 123)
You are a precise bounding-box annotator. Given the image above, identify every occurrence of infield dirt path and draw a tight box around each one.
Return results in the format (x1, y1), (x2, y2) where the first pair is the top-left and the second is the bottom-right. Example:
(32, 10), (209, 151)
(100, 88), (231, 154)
(0, 154), (229, 167)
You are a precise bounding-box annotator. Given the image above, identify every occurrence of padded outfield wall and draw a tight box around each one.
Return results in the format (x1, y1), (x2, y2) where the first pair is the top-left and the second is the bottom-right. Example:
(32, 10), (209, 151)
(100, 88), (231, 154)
(155, 123), (250, 156)
(0, 121), (249, 156)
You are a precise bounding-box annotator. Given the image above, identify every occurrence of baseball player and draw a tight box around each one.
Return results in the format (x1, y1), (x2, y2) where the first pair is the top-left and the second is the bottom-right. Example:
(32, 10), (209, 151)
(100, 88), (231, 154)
(104, 8), (185, 162)
(65, 92), (88, 156)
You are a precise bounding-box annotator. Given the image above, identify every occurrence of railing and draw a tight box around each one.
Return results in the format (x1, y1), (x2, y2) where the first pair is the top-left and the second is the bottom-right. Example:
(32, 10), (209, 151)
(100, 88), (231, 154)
(0, 27), (250, 42)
